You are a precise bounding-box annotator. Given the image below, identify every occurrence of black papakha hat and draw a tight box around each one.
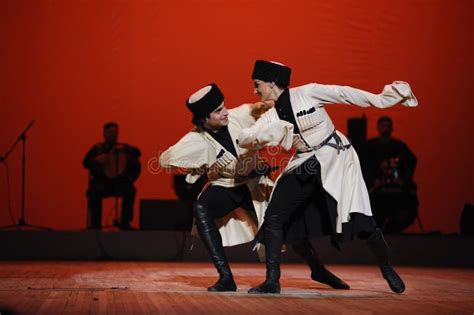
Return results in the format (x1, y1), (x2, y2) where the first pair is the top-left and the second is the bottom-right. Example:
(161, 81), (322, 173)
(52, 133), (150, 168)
(186, 83), (224, 118)
(252, 60), (291, 87)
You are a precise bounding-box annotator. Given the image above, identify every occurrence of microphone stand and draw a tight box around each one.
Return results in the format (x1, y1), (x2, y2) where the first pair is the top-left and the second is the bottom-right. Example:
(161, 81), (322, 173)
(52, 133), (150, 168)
(0, 120), (52, 230)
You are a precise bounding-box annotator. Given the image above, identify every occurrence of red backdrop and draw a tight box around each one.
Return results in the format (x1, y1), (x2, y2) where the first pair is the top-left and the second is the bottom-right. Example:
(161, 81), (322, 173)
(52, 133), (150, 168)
(0, 0), (472, 232)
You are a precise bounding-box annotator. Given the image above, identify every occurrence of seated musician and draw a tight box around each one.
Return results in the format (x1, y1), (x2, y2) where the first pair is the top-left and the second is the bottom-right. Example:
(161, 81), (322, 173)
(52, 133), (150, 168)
(83, 122), (141, 230)
(365, 116), (418, 232)
(366, 116), (417, 191)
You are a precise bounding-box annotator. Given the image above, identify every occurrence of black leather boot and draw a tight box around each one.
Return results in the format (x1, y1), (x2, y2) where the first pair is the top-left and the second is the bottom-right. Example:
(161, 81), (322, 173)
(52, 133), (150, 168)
(366, 228), (405, 293)
(292, 239), (350, 289)
(248, 228), (282, 294)
(193, 204), (237, 292)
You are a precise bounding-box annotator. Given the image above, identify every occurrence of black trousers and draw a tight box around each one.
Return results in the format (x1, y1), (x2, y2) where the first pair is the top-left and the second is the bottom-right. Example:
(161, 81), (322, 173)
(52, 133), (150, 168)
(264, 159), (320, 231)
(195, 184), (255, 219)
(264, 156), (376, 244)
(87, 178), (136, 228)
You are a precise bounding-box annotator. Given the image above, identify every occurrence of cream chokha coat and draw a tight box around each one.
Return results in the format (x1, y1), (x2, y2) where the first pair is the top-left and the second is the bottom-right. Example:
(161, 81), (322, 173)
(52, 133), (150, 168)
(160, 104), (273, 247)
(238, 81), (418, 234)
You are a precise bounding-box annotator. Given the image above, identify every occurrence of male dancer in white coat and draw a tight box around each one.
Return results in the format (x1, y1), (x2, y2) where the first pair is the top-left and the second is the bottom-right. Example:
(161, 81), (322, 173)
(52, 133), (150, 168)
(239, 60), (418, 294)
(160, 83), (348, 292)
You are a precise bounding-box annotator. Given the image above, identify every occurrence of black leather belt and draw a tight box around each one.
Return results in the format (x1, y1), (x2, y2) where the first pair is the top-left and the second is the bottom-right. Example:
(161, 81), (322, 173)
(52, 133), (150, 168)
(298, 130), (351, 154)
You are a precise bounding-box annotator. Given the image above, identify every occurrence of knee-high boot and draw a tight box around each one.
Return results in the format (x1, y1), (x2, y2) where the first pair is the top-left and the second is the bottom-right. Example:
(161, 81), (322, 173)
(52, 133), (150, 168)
(193, 204), (237, 292)
(292, 239), (350, 289)
(248, 227), (283, 294)
(366, 228), (405, 293)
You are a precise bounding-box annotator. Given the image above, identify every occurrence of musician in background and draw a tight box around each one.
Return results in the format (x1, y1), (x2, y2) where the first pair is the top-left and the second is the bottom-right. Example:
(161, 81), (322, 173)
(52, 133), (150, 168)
(366, 116), (418, 232)
(366, 116), (417, 191)
(83, 122), (141, 230)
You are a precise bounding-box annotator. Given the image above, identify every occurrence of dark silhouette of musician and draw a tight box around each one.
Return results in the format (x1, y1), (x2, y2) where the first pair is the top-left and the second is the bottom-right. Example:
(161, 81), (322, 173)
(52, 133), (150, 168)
(83, 122), (141, 230)
(366, 116), (418, 233)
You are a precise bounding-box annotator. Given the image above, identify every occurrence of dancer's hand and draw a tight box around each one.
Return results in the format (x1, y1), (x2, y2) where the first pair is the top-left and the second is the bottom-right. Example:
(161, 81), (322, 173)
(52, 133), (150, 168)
(251, 100), (275, 119)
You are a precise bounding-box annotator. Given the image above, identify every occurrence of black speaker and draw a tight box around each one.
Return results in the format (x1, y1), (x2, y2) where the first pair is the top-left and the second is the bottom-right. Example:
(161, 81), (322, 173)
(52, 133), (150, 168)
(347, 115), (367, 151)
(139, 199), (193, 230)
(460, 203), (474, 236)
(348, 115), (368, 169)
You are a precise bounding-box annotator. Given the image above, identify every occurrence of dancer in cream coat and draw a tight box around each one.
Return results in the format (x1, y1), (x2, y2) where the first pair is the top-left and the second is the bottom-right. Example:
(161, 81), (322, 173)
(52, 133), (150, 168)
(239, 60), (418, 294)
(160, 83), (349, 292)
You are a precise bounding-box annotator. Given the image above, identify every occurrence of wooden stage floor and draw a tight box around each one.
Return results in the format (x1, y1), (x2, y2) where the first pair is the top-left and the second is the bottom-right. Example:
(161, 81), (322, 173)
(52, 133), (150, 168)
(0, 262), (473, 314)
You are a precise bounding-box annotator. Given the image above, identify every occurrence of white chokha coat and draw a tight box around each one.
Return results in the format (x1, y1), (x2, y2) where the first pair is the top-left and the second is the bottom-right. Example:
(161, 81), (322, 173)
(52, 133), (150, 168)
(160, 104), (273, 247)
(238, 81), (418, 233)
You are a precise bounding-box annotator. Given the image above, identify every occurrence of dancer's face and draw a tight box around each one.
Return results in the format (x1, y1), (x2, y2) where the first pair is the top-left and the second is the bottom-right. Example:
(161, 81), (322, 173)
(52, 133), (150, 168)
(253, 79), (274, 101)
(204, 103), (229, 130)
